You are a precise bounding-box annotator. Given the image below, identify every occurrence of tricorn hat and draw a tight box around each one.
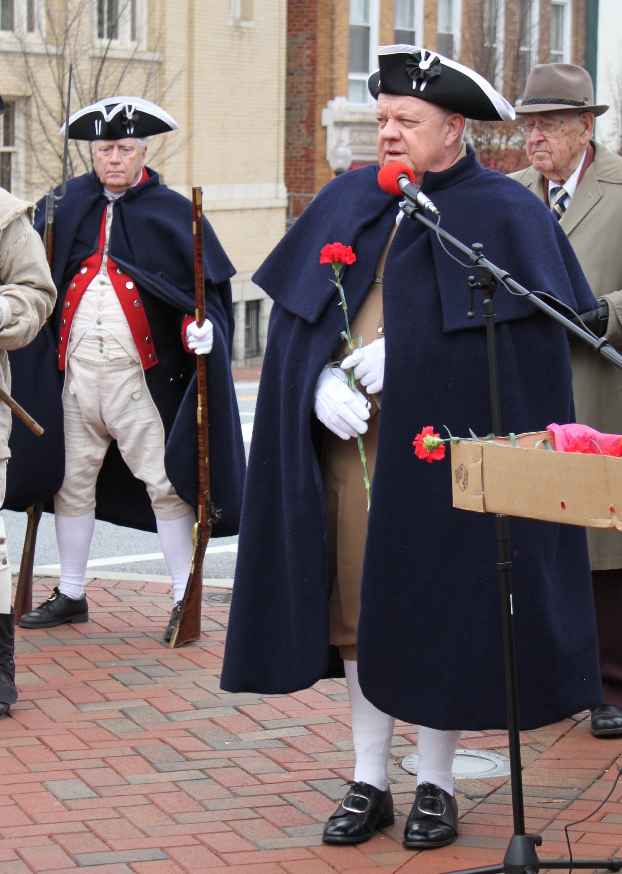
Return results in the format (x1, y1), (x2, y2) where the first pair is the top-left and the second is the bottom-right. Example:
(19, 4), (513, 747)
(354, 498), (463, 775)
(368, 45), (514, 121)
(62, 96), (178, 141)
(515, 63), (608, 116)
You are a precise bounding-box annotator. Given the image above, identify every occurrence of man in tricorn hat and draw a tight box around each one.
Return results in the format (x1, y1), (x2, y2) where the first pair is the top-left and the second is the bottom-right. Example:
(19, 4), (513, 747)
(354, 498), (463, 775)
(511, 64), (622, 740)
(13, 97), (244, 641)
(221, 46), (603, 848)
(0, 95), (56, 719)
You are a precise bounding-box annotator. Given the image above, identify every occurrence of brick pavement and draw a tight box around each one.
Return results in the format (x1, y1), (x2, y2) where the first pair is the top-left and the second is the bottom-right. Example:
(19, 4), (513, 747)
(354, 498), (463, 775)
(1, 576), (621, 873)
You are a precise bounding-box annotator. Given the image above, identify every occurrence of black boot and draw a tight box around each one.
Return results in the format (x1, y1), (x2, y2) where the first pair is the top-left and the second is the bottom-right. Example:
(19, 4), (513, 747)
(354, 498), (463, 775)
(0, 611), (17, 718)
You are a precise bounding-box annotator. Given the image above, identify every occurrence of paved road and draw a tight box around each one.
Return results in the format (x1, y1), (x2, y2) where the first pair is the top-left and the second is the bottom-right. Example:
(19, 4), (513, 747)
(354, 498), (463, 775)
(4, 379), (258, 590)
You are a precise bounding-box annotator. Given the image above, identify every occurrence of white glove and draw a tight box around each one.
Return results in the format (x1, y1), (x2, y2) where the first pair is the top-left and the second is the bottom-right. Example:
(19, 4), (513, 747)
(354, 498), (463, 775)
(314, 366), (370, 440)
(341, 337), (385, 394)
(186, 318), (214, 355)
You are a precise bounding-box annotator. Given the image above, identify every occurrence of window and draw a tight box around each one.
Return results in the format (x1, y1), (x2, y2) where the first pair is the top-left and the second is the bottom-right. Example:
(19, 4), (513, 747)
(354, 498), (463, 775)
(27, 0), (35, 31)
(0, 0), (14, 31)
(244, 300), (261, 359)
(483, 0), (505, 86)
(550, 0), (571, 63)
(0, 0), (42, 35)
(96, 0), (144, 46)
(0, 102), (15, 193)
(517, 0), (539, 94)
(394, 0), (423, 46)
(348, 0), (378, 104)
(437, 0), (461, 59)
(231, 0), (254, 22)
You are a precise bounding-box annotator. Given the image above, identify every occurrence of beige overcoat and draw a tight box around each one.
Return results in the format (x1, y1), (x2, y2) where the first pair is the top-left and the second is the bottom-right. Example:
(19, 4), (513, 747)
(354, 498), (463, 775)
(511, 142), (622, 569)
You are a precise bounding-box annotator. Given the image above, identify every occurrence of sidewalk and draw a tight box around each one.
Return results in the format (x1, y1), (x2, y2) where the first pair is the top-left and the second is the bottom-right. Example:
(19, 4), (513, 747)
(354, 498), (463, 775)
(2, 576), (621, 874)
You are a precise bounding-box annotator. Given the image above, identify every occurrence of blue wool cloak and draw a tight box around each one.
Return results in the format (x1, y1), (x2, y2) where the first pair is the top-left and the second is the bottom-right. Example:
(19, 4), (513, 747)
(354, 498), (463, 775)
(221, 149), (602, 730)
(5, 168), (245, 536)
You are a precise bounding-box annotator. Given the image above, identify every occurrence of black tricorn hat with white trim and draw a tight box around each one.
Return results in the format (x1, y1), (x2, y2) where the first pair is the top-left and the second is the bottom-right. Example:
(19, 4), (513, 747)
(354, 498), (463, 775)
(62, 96), (178, 141)
(368, 45), (514, 121)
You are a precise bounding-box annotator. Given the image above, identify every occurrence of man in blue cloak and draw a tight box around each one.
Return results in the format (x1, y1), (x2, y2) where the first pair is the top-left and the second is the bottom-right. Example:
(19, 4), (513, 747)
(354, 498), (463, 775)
(221, 47), (602, 849)
(10, 97), (245, 642)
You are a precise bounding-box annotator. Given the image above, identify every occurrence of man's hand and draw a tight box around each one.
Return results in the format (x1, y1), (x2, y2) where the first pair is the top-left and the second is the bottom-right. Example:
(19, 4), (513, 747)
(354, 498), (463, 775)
(314, 366), (370, 440)
(186, 319), (214, 355)
(579, 298), (609, 338)
(341, 337), (385, 394)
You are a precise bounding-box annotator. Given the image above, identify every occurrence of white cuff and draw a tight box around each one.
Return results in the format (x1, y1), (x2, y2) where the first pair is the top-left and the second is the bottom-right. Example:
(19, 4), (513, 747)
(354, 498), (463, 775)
(0, 297), (11, 330)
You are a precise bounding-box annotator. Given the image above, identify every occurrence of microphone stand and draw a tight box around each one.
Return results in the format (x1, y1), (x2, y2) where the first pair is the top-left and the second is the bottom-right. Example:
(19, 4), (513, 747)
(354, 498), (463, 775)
(399, 196), (622, 874)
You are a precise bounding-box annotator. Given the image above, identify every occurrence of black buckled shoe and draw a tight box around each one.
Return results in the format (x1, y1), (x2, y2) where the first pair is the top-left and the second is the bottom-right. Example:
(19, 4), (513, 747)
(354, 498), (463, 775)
(404, 782), (458, 849)
(163, 601), (183, 644)
(322, 781), (394, 845)
(591, 704), (622, 738)
(18, 587), (88, 629)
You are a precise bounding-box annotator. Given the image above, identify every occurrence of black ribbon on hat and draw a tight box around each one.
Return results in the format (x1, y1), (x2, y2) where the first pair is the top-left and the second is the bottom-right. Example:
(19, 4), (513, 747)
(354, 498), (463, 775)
(405, 51), (442, 90)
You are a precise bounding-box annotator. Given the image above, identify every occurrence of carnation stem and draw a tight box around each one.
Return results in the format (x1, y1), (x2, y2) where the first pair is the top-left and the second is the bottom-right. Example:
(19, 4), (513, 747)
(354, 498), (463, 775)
(334, 267), (372, 512)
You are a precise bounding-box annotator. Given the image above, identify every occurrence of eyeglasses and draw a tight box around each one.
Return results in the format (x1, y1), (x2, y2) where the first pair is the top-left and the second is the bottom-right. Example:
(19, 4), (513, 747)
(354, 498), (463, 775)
(517, 116), (570, 137)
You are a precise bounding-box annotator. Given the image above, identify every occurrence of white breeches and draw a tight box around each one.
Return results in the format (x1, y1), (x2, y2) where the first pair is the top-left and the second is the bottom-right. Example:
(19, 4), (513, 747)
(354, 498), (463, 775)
(54, 354), (192, 520)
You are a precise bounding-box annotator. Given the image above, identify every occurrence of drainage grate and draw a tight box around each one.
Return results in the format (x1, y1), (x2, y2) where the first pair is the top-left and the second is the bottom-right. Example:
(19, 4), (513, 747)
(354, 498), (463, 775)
(401, 748), (511, 780)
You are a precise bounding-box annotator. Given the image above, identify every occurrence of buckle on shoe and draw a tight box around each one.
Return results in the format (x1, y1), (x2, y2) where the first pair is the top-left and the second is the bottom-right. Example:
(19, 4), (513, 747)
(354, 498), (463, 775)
(342, 791), (370, 814)
(417, 793), (446, 817)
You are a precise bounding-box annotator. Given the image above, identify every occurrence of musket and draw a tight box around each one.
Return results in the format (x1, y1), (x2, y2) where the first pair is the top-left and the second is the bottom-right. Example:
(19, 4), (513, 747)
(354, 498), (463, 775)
(169, 187), (218, 647)
(14, 65), (73, 621)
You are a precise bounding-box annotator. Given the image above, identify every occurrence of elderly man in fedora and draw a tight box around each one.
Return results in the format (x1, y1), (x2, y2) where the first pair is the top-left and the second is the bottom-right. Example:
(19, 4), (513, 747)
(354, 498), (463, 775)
(511, 64), (622, 740)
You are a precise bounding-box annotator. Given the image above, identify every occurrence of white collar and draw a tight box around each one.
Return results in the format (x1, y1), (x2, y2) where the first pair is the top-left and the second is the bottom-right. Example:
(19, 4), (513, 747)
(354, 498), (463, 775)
(547, 150), (587, 200)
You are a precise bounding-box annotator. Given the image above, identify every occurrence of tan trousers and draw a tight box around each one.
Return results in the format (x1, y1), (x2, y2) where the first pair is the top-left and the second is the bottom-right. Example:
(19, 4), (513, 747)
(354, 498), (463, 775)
(55, 354), (191, 520)
(324, 264), (387, 660)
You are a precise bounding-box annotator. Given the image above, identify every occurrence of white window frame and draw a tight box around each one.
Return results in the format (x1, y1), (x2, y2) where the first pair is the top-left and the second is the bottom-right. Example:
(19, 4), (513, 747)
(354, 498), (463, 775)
(550, 0), (572, 63)
(517, 0), (539, 92)
(0, 0), (44, 38)
(94, 0), (147, 50)
(347, 0), (379, 105)
(437, 0), (462, 60)
(393, 0), (424, 47)
(0, 99), (25, 198)
(482, 0), (506, 89)
(230, 0), (254, 25)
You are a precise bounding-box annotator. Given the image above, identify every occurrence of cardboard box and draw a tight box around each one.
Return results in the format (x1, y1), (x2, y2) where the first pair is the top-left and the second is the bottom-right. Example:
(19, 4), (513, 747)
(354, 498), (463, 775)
(451, 431), (622, 530)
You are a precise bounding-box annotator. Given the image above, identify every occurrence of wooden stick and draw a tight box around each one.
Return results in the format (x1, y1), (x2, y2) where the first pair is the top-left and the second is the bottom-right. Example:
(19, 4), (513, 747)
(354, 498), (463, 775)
(169, 187), (215, 647)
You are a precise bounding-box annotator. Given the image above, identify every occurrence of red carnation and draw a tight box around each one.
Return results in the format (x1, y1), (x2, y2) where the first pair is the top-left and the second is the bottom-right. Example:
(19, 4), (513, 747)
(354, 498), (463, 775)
(413, 426), (447, 463)
(320, 242), (357, 266)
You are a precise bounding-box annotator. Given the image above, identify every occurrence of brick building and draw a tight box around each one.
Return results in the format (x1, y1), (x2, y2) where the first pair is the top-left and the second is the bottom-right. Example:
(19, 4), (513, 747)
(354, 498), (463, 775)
(0, 0), (287, 364)
(286, 0), (593, 220)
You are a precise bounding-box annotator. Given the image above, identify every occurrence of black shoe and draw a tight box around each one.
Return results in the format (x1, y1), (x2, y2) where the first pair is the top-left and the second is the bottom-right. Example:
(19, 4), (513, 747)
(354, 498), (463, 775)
(591, 704), (622, 738)
(0, 611), (16, 716)
(163, 601), (183, 644)
(322, 781), (394, 845)
(18, 587), (88, 629)
(404, 782), (458, 849)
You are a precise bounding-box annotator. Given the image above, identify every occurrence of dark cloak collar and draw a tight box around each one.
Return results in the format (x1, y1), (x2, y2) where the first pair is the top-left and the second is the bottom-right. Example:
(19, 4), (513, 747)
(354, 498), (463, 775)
(254, 146), (595, 331)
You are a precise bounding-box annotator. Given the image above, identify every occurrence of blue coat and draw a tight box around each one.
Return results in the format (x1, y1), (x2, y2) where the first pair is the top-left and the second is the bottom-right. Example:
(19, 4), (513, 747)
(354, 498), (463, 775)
(221, 150), (602, 730)
(5, 169), (245, 536)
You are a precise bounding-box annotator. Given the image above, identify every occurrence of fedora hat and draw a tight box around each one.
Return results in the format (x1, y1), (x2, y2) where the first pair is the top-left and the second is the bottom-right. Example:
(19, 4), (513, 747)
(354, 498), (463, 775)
(515, 63), (608, 116)
(368, 45), (514, 121)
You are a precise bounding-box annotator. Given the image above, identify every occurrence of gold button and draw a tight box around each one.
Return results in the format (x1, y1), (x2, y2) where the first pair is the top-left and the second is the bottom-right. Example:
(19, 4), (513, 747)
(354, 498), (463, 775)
(133, 299), (141, 307)
(126, 280), (134, 290)
(80, 267), (87, 274)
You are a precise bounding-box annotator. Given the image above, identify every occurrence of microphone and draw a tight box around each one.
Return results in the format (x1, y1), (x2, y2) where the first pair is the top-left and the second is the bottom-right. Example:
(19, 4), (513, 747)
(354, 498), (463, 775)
(377, 162), (440, 217)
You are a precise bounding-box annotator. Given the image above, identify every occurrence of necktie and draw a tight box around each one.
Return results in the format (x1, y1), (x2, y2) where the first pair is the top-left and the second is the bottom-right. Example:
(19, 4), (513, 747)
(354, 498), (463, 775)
(550, 185), (568, 220)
